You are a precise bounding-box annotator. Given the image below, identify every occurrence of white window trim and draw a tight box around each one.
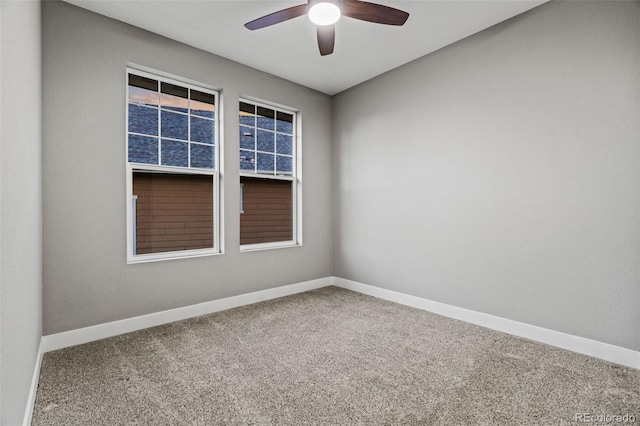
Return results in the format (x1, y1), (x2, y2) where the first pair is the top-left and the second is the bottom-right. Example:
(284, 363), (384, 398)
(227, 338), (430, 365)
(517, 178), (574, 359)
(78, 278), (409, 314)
(239, 98), (302, 252)
(126, 67), (222, 264)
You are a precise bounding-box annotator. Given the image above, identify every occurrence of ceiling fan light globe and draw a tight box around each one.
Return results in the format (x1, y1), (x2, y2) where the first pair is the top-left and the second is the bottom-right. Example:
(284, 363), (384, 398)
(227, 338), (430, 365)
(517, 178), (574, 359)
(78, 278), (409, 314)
(308, 2), (341, 26)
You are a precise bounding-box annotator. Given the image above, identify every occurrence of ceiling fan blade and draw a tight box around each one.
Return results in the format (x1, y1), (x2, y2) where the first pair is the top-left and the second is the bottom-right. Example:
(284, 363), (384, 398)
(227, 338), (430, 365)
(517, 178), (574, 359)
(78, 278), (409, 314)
(317, 25), (335, 56)
(245, 4), (308, 30)
(342, 0), (409, 26)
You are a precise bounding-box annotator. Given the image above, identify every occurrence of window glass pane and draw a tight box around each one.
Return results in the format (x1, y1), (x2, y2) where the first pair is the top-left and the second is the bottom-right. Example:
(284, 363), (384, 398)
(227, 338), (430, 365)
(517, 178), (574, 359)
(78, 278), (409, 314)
(133, 172), (213, 255)
(160, 82), (188, 113)
(190, 90), (215, 119)
(128, 104), (158, 136)
(129, 74), (157, 91)
(161, 110), (188, 141)
(190, 144), (214, 169)
(240, 126), (254, 150)
(257, 106), (275, 130)
(276, 111), (294, 134)
(239, 102), (256, 126)
(128, 75), (158, 106)
(240, 150), (255, 172)
(239, 177), (292, 245)
(240, 102), (255, 114)
(257, 130), (274, 153)
(128, 135), (158, 165)
(190, 116), (214, 144)
(257, 152), (274, 174)
(161, 139), (189, 167)
(276, 133), (292, 155)
(276, 155), (293, 175)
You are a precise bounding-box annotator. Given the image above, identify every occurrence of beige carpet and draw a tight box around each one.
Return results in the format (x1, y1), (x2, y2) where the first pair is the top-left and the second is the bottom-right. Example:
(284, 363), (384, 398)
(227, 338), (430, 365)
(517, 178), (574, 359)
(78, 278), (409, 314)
(32, 286), (640, 425)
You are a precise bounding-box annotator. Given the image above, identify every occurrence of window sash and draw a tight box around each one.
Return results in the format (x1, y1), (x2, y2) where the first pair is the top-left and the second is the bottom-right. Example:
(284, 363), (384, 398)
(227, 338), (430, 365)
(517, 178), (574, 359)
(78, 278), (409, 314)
(127, 68), (218, 171)
(126, 164), (221, 263)
(238, 99), (296, 177)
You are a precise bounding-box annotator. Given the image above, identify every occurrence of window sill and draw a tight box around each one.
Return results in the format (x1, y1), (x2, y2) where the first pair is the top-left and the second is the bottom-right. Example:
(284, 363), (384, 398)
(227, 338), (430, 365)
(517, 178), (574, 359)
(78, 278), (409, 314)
(127, 248), (222, 264)
(240, 241), (301, 253)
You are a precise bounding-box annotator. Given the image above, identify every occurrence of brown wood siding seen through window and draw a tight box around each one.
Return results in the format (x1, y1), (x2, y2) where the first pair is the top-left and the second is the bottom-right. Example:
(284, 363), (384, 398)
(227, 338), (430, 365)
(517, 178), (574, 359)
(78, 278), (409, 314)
(133, 172), (213, 254)
(240, 177), (293, 245)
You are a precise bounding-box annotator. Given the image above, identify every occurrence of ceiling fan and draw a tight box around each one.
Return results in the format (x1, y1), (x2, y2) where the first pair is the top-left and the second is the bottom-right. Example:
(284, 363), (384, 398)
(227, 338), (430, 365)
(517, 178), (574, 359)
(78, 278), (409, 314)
(244, 0), (410, 56)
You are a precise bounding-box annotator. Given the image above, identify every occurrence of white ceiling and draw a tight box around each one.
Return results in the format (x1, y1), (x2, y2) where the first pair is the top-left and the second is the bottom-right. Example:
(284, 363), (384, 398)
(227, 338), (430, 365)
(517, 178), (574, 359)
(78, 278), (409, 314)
(64, 0), (547, 95)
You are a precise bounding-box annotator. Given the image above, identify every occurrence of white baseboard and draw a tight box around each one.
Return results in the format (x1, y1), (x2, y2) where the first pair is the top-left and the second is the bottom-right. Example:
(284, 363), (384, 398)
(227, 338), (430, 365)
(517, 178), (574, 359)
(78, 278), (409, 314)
(40, 275), (639, 370)
(42, 277), (331, 353)
(23, 337), (44, 426)
(333, 277), (640, 370)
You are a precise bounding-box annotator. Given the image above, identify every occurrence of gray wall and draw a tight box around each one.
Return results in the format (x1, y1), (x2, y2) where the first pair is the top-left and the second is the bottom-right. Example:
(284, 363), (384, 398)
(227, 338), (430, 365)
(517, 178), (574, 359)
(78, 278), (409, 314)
(333, 1), (640, 351)
(0, 1), (43, 423)
(42, 1), (333, 335)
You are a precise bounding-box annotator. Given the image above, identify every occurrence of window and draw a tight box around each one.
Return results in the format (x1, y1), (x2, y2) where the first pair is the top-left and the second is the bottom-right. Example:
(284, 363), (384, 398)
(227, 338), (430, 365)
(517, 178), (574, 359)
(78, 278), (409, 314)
(239, 100), (300, 249)
(126, 69), (220, 262)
